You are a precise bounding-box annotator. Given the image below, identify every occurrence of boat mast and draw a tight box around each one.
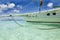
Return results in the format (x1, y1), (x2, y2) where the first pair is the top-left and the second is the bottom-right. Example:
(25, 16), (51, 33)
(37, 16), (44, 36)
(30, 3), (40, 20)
(40, 0), (43, 11)
(40, 0), (42, 6)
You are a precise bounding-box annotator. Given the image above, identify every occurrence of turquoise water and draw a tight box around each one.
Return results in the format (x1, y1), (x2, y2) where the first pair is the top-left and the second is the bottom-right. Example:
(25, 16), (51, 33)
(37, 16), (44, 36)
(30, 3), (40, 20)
(0, 21), (60, 40)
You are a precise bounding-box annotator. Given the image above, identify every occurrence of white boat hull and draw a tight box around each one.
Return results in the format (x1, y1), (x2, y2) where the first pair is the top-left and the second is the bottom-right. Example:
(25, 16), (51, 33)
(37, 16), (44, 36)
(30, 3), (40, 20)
(23, 8), (60, 23)
(25, 18), (60, 23)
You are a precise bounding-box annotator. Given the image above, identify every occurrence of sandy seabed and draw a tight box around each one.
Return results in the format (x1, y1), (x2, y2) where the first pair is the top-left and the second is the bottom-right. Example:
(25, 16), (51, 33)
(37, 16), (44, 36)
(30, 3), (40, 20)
(0, 21), (60, 40)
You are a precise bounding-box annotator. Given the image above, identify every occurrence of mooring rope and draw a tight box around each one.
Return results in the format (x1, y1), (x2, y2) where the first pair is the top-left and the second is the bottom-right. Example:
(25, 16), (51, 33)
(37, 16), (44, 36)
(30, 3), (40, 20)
(10, 15), (23, 27)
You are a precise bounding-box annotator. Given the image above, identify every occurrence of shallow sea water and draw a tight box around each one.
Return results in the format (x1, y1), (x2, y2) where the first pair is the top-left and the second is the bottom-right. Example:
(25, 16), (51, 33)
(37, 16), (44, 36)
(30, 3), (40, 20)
(0, 21), (60, 40)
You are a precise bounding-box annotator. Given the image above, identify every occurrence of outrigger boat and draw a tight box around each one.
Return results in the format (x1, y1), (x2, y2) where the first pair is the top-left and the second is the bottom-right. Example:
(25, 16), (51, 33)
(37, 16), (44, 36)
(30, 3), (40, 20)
(0, 0), (60, 23)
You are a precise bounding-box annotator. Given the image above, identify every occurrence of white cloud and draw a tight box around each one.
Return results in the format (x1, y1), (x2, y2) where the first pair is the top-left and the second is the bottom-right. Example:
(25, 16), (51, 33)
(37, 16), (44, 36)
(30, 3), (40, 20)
(0, 3), (15, 13)
(0, 4), (8, 12)
(0, 4), (7, 9)
(47, 3), (53, 8)
(13, 9), (20, 13)
(8, 3), (15, 8)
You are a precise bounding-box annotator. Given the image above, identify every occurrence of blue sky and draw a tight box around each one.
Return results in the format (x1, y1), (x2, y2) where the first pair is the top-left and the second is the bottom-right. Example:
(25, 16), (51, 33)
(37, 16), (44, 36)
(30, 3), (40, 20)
(0, 0), (60, 15)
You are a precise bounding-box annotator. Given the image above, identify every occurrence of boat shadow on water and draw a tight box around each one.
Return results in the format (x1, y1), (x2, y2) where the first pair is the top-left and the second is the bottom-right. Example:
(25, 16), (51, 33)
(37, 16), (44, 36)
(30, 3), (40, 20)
(26, 21), (60, 30)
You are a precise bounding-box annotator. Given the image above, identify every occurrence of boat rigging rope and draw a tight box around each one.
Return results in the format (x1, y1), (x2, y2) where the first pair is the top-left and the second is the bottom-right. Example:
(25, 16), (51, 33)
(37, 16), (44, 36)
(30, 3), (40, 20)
(9, 14), (60, 30)
(10, 15), (23, 27)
